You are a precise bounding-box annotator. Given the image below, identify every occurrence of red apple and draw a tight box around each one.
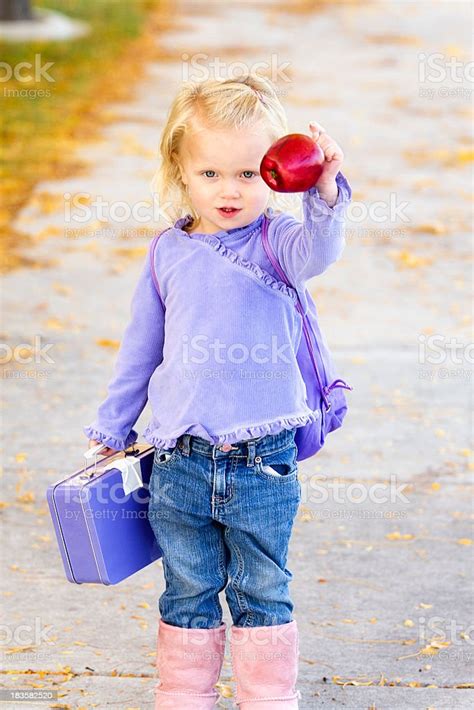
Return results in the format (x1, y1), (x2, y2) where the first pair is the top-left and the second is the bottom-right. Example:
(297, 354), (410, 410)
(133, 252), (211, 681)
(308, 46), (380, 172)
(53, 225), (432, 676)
(260, 133), (325, 193)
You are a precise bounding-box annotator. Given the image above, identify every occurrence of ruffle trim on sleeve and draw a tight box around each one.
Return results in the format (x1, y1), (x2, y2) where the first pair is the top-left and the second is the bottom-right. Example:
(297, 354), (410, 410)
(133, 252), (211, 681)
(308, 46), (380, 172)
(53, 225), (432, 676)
(191, 233), (298, 302)
(142, 409), (320, 450)
(304, 171), (352, 214)
(83, 425), (138, 451)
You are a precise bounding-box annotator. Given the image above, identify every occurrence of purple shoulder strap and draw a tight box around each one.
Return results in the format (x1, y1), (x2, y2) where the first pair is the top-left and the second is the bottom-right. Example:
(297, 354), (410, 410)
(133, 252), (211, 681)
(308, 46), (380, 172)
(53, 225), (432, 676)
(260, 215), (326, 394)
(149, 230), (168, 309)
(260, 215), (293, 288)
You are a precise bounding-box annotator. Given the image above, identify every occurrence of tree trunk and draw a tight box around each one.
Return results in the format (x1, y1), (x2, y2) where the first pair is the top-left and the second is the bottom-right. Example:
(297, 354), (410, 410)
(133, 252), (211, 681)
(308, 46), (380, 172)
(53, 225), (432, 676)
(0, 0), (33, 21)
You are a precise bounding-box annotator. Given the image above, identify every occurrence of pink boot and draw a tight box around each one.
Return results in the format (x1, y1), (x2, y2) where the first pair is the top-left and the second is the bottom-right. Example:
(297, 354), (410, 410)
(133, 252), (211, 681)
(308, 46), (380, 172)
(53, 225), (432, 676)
(230, 620), (301, 709)
(154, 618), (227, 709)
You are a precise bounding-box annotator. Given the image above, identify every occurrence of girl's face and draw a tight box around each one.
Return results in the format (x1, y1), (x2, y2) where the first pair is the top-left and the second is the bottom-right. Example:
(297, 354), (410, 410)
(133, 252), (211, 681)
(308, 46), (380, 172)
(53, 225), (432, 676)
(177, 119), (274, 234)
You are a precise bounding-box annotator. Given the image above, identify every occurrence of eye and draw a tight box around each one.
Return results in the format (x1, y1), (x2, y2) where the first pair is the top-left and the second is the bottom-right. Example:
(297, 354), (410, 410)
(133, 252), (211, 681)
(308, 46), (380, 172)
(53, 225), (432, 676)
(202, 170), (217, 178)
(242, 171), (256, 179)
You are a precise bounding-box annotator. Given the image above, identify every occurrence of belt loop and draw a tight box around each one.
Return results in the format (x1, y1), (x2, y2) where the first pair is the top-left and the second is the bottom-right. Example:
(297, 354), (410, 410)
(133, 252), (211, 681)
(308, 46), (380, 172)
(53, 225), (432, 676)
(246, 440), (256, 467)
(180, 434), (191, 457)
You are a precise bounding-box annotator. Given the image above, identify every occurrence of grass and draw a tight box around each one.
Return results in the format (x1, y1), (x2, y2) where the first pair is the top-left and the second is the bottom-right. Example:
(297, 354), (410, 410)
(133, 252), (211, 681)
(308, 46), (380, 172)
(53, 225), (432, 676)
(0, 0), (165, 272)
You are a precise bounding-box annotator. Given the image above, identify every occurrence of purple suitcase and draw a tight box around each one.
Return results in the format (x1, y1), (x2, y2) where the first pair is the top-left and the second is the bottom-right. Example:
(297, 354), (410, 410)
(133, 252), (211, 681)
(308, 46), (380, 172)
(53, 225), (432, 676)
(47, 443), (162, 585)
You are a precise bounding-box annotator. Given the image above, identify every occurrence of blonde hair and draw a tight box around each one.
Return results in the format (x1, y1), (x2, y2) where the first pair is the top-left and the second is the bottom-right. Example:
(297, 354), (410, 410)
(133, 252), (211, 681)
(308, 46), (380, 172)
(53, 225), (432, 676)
(150, 73), (289, 230)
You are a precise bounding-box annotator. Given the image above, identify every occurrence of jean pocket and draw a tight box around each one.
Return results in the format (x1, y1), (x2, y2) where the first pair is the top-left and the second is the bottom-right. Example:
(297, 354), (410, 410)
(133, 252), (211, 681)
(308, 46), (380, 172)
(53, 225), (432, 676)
(153, 443), (180, 468)
(255, 444), (298, 482)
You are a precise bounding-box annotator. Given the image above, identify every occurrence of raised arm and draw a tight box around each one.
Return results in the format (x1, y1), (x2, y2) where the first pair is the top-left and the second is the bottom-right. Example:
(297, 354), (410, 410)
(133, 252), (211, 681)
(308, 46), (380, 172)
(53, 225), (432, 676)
(83, 236), (165, 450)
(266, 170), (352, 287)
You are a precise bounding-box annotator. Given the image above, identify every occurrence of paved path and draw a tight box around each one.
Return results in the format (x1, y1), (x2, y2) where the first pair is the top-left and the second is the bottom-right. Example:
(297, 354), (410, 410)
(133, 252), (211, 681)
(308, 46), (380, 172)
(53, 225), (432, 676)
(1, 0), (472, 707)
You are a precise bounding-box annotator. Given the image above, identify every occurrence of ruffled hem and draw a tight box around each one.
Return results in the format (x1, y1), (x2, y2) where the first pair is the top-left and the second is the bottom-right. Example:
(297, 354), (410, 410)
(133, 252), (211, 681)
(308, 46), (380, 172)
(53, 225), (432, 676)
(83, 424), (138, 451)
(141, 410), (320, 450)
(175, 216), (297, 303)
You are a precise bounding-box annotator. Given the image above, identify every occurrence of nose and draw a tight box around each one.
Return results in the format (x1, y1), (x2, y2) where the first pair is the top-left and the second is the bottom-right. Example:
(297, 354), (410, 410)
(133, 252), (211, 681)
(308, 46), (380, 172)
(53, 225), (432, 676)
(219, 181), (241, 200)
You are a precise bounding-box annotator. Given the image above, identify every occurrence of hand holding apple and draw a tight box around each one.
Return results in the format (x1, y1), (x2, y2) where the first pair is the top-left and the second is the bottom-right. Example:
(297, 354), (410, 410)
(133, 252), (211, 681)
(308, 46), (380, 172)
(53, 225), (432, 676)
(260, 122), (344, 205)
(308, 120), (344, 205)
(260, 133), (325, 193)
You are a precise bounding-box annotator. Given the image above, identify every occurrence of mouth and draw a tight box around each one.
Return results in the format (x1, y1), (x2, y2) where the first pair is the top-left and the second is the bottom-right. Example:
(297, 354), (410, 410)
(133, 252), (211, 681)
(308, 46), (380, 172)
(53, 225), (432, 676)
(217, 207), (242, 218)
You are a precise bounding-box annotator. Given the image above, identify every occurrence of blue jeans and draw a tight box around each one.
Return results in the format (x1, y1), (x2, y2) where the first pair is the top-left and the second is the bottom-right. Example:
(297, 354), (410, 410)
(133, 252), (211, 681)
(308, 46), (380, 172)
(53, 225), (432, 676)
(148, 427), (301, 629)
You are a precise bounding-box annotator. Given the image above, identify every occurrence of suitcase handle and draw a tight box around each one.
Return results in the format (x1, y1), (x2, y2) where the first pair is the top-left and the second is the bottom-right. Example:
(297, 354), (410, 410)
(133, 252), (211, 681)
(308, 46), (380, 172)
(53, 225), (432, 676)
(83, 443), (108, 476)
(80, 449), (144, 494)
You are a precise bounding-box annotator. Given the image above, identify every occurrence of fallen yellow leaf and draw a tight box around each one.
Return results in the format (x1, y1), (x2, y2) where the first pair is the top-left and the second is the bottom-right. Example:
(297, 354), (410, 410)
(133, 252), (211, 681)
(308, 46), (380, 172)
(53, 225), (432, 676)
(410, 222), (447, 236)
(386, 531), (415, 541)
(215, 683), (234, 698)
(390, 250), (432, 269)
(16, 491), (35, 504)
(96, 338), (120, 350)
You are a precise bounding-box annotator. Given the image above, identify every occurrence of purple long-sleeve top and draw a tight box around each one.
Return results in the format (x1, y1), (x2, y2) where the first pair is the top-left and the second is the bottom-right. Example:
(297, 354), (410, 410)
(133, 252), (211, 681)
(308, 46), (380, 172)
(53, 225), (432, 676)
(83, 171), (352, 450)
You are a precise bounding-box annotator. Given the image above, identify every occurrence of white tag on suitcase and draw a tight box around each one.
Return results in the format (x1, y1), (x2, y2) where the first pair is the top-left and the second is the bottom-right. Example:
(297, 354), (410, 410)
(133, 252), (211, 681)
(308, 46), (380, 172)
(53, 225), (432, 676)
(103, 456), (143, 495)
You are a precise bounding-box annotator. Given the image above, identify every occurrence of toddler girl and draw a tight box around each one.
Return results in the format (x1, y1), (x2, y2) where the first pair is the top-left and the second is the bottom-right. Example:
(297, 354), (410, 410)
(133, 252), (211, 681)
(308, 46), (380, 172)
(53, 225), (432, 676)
(84, 72), (352, 709)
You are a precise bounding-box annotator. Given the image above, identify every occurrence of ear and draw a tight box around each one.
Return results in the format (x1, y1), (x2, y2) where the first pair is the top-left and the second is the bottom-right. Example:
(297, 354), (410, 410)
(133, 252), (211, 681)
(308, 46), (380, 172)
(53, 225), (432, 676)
(172, 151), (187, 186)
